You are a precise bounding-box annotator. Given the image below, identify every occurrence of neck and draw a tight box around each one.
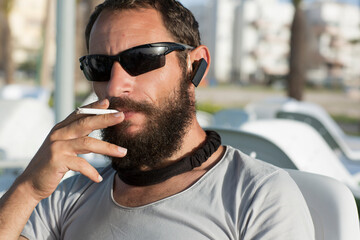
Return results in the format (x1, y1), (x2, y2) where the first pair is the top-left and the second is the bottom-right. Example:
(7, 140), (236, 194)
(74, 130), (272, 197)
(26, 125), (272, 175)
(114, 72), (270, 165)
(157, 121), (207, 169)
(112, 121), (225, 206)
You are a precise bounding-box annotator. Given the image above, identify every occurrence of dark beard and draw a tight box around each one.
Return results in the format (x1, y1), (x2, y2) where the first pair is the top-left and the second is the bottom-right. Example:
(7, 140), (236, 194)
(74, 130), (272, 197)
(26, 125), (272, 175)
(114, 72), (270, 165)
(101, 74), (195, 171)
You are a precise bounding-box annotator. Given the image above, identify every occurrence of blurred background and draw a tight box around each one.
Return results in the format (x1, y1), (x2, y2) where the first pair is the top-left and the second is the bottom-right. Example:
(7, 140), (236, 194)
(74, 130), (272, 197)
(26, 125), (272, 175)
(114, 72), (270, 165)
(0, 0), (360, 215)
(0, 0), (359, 128)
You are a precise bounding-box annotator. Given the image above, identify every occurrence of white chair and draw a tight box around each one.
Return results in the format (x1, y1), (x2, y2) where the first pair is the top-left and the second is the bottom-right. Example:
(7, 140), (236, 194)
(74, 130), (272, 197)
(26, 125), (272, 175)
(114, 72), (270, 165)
(196, 110), (215, 128)
(286, 169), (360, 240)
(212, 108), (254, 129)
(277, 101), (360, 161)
(245, 96), (296, 119)
(0, 84), (51, 104)
(0, 99), (54, 162)
(239, 119), (360, 197)
(206, 126), (297, 169)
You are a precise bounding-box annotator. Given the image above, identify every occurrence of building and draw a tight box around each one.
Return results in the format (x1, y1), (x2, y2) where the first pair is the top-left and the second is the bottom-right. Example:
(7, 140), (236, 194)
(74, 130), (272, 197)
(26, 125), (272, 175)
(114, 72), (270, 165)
(233, 0), (293, 84)
(305, 1), (360, 88)
(5, 0), (360, 89)
(190, 0), (294, 84)
(189, 0), (360, 87)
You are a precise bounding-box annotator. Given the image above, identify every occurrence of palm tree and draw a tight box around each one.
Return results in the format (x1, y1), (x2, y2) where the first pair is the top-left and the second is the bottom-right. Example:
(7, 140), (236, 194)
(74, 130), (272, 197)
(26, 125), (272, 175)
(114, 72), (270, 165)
(287, 0), (307, 101)
(0, 0), (15, 85)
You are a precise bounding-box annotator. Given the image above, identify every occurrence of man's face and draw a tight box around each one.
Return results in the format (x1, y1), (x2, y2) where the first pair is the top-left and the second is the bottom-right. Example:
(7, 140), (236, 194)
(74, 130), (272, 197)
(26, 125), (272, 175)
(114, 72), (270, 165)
(89, 8), (195, 170)
(89, 8), (187, 135)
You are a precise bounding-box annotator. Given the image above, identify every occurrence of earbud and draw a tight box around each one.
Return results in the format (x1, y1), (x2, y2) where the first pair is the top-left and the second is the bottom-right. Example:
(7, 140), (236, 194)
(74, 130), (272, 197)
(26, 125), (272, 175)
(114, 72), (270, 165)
(190, 58), (208, 87)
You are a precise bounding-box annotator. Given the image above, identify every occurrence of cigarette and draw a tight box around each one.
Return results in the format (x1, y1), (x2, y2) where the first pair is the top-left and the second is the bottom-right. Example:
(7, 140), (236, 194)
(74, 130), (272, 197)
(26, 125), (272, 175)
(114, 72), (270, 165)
(76, 107), (119, 115)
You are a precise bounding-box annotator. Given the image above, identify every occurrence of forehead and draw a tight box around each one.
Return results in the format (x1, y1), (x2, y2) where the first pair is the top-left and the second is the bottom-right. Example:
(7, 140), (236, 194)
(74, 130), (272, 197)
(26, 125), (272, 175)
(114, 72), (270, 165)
(89, 8), (175, 54)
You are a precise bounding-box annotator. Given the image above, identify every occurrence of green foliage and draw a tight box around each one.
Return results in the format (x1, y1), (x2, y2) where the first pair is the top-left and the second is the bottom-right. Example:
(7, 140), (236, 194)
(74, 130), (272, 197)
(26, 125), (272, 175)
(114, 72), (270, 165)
(196, 102), (224, 114)
(18, 59), (37, 74)
(332, 114), (360, 125)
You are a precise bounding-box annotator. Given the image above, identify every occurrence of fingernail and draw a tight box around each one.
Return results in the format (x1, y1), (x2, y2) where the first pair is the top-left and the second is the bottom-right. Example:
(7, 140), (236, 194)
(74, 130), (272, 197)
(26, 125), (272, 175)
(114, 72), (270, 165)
(114, 112), (124, 118)
(118, 147), (127, 155)
(98, 175), (103, 182)
(99, 99), (107, 106)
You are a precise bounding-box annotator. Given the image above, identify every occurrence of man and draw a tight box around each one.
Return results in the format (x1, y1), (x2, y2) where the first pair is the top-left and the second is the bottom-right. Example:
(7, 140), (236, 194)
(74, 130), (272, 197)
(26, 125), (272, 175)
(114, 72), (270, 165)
(0, 0), (314, 239)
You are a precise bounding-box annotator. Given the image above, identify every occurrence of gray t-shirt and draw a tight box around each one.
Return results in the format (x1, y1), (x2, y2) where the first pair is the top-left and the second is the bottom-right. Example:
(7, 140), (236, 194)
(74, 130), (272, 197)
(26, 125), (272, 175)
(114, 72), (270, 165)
(21, 146), (314, 239)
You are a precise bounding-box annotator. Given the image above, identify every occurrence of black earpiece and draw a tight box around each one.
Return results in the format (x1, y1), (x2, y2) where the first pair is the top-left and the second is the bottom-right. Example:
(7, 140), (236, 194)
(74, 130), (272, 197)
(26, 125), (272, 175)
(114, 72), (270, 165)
(190, 58), (208, 87)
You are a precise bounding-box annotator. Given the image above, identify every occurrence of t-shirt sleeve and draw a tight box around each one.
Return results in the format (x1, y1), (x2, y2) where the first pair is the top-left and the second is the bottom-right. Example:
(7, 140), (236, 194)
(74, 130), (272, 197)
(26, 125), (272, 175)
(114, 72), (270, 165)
(21, 196), (60, 240)
(21, 188), (64, 239)
(239, 169), (315, 240)
(20, 174), (84, 240)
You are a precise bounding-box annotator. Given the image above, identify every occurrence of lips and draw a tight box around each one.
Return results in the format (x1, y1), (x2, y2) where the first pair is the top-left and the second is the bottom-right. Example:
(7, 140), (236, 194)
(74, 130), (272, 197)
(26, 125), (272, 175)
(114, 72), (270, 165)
(114, 108), (137, 120)
(123, 111), (136, 119)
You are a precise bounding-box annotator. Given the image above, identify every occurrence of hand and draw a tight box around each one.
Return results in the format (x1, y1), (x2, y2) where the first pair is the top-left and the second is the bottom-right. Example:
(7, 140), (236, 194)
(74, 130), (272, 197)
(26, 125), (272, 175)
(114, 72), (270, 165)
(17, 99), (126, 202)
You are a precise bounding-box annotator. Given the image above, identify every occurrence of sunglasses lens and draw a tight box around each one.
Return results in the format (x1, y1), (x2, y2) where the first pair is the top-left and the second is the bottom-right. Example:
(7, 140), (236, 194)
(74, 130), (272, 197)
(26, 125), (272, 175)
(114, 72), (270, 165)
(81, 55), (113, 82)
(80, 43), (190, 81)
(121, 47), (166, 76)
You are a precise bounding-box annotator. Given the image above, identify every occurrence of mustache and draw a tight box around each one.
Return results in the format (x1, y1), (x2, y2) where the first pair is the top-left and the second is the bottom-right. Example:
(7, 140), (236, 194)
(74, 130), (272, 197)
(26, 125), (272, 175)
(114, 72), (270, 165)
(108, 97), (156, 115)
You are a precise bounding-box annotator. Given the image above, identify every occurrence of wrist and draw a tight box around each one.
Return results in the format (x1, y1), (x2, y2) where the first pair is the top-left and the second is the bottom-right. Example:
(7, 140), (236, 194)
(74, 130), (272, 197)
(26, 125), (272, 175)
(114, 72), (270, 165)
(11, 175), (44, 206)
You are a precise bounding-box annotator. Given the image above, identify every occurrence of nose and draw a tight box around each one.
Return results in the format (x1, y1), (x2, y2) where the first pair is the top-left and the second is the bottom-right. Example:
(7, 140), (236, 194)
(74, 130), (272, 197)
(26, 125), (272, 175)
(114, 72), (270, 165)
(106, 61), (135, 97)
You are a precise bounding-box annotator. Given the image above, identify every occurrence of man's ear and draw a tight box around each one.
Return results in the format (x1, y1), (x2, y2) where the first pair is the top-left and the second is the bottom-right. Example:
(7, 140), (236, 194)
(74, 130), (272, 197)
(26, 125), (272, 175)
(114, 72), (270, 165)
(188, 45), (211, 87)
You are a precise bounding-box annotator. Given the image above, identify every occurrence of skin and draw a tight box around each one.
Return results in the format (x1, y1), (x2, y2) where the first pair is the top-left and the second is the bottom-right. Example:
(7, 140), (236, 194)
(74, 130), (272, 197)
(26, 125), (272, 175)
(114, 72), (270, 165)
(0, 7), (224, 239)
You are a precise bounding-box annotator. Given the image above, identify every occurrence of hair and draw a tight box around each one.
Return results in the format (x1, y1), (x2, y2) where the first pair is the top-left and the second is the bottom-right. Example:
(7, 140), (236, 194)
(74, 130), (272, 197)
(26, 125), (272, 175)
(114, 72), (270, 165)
(85, 0), (201, 52)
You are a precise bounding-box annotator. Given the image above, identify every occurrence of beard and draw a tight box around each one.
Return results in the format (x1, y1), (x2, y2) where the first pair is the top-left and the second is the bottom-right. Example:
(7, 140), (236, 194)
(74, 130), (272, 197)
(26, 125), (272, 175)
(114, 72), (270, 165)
(101, 71), (195, 171)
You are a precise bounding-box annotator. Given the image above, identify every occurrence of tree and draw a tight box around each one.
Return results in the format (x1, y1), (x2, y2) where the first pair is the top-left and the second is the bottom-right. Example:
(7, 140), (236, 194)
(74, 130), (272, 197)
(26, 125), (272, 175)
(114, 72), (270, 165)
(287, 0), (307, 101)
(38, 0), (53, 87)
(75, 0), (102, 94)
(0, 0), (15, 85)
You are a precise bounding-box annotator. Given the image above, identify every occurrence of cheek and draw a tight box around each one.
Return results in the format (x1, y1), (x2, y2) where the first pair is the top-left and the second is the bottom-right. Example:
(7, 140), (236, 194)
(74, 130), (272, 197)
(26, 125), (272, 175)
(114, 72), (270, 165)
(92, 82), (108, 99)
(143, 67), (181, 102)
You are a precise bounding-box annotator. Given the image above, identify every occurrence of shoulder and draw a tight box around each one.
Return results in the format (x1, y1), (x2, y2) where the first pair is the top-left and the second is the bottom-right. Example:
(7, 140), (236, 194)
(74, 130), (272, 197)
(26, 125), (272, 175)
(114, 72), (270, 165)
(221, 145), (289, 187)
(221, 146), (314, 239)
(219, 146), (306, 211)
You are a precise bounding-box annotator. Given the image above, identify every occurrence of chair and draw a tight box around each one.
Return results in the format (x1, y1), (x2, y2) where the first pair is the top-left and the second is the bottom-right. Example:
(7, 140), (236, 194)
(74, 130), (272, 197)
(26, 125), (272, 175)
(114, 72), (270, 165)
(0, 99), (54, 162)
(245, 96), (296, 119)
(206, 126), (297, 169)
(209, 120), (360, 198)
(212, 108), (254, 129)
(277, 101), (360, 161)
(196, 110), (215, 128)
(0, 84), (51, 103)
(239, 119), (360, 197)
(286, 169), (360, 240)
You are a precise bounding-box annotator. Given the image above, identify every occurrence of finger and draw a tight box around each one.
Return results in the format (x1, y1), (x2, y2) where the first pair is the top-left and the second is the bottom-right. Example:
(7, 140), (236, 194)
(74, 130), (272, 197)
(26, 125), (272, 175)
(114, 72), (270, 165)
(79, 98), (111, 110)
(53, 111), (125, 140)
(65, 136), (127, 157)
(66, 156), (104, 183)
(54, 99), (110, 130)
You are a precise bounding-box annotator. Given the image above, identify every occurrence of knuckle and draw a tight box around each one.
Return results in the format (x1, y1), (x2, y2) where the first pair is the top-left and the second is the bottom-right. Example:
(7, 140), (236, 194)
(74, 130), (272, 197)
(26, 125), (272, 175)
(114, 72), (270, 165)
(49, 129), (61, 142)
(81, 137), (93, 147)
(77, 117), (88, 128)
(76, 158), (89, 169)
(49, 140), (62, 153)
(102, 113), (113, 122)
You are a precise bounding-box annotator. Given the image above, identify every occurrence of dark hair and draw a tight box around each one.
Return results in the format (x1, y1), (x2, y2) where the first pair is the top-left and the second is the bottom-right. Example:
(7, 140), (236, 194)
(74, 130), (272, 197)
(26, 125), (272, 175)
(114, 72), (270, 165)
(85, 0), (201, 52)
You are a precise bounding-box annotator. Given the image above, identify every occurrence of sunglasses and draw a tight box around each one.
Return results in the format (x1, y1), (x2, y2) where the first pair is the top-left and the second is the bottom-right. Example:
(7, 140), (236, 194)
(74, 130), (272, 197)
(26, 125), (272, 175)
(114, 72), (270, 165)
(79, 42), (194, 82)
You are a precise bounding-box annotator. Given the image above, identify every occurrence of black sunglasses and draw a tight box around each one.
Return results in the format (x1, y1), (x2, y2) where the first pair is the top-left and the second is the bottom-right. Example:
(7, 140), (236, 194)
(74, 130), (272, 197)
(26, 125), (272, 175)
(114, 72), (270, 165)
(79, 42), (194, 82)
